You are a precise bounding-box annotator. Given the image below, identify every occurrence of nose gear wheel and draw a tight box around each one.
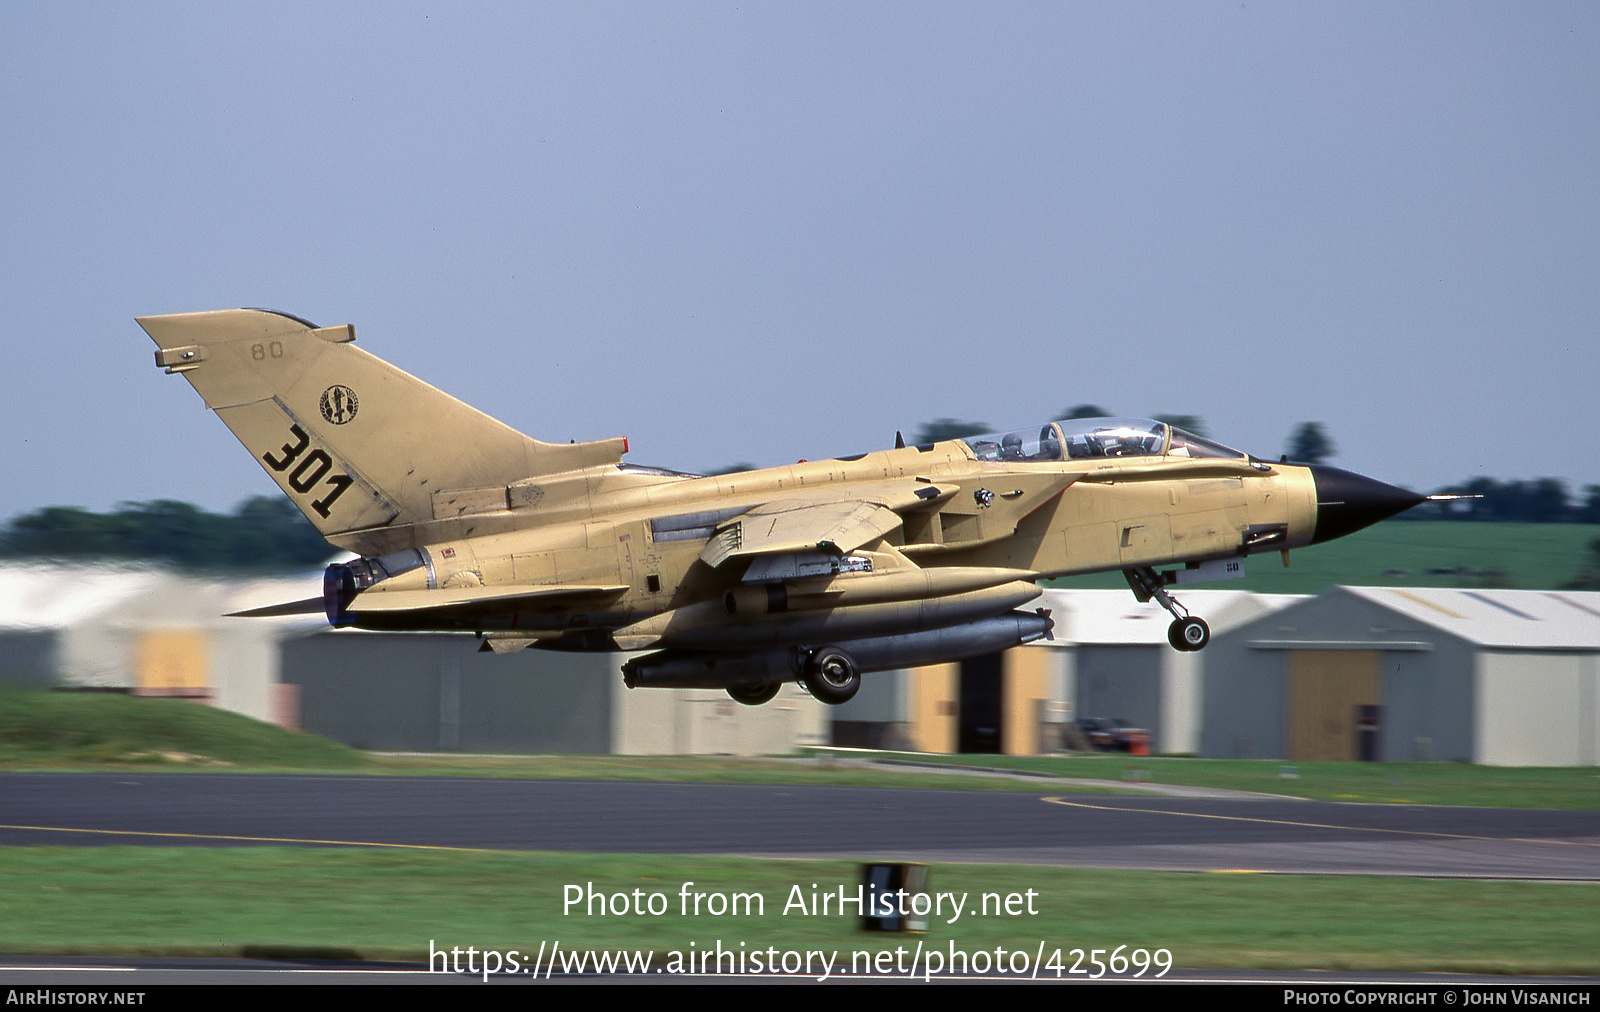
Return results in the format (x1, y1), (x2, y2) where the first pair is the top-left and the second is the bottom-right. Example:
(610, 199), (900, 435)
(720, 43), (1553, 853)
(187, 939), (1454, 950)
(1167, 616), (1210, 652)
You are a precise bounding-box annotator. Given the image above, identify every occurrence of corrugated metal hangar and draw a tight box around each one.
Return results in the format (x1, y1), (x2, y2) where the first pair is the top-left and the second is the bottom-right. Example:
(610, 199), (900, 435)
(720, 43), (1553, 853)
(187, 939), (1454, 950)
(0, 564), (299, 722)
(280, 630), (827, 755)
(3, 563), (1597, 765)
(1202, 587), (1600, 765)
(829, 589), (1302, 756)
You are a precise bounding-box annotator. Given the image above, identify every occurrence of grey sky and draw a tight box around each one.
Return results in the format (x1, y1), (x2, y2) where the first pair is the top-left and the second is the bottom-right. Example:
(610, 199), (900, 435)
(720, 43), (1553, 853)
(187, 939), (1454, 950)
(2, 2), (1595, 522)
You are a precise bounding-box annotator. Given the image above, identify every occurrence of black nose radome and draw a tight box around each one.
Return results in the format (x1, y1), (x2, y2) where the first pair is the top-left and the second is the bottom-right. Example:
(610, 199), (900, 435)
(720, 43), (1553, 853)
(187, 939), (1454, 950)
(1309, 465), (1427, 545)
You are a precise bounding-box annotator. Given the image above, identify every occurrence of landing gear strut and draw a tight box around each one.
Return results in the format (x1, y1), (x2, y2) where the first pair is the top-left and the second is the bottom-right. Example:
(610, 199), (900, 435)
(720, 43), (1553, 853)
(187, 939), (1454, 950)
(1124, 567), (1210, 652)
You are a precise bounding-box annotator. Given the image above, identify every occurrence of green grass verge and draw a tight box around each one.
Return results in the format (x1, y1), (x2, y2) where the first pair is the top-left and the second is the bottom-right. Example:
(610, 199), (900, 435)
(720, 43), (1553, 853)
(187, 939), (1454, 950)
(0, 688), (364, 768)
(1, 847), (1593, 975)
(1050, 521), (1600, 594)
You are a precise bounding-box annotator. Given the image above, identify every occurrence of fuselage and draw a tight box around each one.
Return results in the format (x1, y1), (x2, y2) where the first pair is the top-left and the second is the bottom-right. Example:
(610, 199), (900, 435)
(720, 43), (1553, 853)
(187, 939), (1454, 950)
(335, 420), (1322, 642)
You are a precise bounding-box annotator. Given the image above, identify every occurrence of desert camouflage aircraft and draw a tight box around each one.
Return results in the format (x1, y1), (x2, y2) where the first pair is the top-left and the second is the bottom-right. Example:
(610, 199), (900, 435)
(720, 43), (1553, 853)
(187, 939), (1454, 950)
(140, 308), (1424, 705)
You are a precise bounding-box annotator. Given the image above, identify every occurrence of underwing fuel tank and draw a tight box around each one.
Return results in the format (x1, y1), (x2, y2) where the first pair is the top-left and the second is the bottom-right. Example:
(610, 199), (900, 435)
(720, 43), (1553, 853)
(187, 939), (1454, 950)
(642, 580), (1043, 651)
(613, 566), (1038, 648)
(622, 609), (1055, 689)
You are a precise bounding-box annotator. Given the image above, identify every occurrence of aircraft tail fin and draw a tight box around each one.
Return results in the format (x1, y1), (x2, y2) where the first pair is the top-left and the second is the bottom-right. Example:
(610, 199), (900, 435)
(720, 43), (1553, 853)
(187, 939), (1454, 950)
(138, 309), (626, 539)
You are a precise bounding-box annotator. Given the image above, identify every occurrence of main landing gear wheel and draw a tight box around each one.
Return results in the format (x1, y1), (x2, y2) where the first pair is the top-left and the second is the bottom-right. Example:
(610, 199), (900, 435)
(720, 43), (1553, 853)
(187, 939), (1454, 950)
(726, 681), (781, 706)
(800, 647), (861, 705)
(1168, 616), (1210, 652)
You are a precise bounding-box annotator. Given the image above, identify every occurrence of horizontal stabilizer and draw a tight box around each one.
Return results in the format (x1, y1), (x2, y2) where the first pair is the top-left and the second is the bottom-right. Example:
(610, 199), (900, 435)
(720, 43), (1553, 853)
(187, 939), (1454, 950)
(226, 597), (325, 618)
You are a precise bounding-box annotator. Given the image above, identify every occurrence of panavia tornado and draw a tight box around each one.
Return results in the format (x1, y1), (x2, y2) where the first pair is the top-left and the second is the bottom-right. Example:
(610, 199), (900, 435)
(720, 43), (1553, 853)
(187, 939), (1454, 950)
(140, 309), (1424, 706)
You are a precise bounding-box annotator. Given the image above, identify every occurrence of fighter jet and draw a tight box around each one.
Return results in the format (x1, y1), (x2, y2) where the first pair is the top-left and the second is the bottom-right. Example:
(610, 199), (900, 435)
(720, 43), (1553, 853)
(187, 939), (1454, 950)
(140, 309), (1424, 706)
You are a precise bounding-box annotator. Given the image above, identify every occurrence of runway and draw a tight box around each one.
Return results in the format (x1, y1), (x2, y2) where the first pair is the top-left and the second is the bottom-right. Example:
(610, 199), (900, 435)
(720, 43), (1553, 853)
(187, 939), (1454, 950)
(2, 773), (1597, 878)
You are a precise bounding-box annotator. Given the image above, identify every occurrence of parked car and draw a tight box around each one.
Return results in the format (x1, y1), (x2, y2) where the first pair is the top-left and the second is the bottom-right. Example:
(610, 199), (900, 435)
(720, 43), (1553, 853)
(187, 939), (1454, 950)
(1076, 717), (1150, 753)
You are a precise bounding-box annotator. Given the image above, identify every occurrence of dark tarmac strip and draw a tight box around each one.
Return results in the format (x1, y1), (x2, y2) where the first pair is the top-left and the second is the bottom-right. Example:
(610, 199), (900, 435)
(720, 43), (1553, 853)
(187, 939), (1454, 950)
(1, 773), (1597, 878)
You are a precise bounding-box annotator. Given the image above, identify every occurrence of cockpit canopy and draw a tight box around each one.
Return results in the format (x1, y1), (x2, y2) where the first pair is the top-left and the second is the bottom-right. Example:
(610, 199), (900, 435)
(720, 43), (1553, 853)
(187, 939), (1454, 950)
(959, 417), (1245, 463)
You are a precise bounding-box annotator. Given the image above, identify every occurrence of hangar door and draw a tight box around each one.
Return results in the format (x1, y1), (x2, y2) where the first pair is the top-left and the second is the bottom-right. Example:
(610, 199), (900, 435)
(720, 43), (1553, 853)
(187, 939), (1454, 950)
(958, 654), (1003, 754)
(1285, 650), (1381, 761)
(135, 630), (210, 699)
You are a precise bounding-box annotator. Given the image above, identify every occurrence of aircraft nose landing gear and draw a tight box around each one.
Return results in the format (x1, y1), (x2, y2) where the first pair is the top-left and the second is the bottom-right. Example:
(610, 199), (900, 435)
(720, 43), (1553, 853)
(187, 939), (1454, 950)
(1124, 567), (1211, 652)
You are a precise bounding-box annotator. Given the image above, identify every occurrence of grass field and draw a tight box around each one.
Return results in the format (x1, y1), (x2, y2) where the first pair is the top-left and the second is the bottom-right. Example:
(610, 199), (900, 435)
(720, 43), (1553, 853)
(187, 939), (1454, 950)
(2, 847), (1595, 976)
(1050, 521), (1600, 595)
(0, 687), (363, 768)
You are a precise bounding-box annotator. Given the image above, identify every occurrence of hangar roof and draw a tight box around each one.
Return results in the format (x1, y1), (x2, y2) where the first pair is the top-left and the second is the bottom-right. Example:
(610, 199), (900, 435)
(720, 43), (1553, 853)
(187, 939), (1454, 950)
(0, 563), (323, 633)
(0, 563), (169, 629)
(1338, 587), (1600, 650)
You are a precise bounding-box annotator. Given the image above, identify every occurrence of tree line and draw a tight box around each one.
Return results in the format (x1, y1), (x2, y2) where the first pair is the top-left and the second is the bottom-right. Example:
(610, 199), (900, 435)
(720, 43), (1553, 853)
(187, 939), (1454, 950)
(0, 497), (334, 573)
(1407, 478), (1600, 524)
